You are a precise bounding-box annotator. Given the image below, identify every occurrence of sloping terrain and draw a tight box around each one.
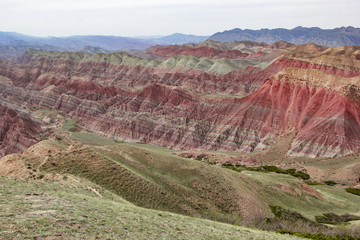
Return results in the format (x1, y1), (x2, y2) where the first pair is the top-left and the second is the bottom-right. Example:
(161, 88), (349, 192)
(0, 177), (303, 240)
(1, 102), (360, 238)
(0, 128), (359, 238)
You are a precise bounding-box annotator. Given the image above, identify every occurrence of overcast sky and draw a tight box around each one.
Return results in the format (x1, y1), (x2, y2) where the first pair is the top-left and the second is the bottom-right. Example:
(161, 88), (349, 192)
(1, 0), (359, 37)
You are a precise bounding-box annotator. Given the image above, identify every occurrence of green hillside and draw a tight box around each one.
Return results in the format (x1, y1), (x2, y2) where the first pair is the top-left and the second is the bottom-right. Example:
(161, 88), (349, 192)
(0, 177), (302, 240)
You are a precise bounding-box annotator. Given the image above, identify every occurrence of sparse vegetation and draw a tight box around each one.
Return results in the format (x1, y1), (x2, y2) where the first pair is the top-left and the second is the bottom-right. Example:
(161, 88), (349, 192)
(269, 205), (313, 223)
(315, 213), (360, 225)
(221, 163), (311, 180)
(267, 206), (360, 239)
(276, 230), (360, 240)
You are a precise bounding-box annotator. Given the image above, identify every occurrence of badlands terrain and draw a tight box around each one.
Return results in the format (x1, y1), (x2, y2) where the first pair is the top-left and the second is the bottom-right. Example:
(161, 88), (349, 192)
(1, 39), (360, 239)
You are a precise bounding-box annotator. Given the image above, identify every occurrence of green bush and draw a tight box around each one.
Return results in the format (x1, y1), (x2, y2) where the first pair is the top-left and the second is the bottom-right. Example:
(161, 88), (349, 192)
(324, 181), (337, 186)
(305, 181), (323, 186)
(345, 188), (360, 196)
(284, 168), (297, 174)
(221, 163), (242, 172)
(291, 171), (310, 180)
(221, 163), (234, 167)
(262, 165), (283, 173)
(269, 205), (310, 222)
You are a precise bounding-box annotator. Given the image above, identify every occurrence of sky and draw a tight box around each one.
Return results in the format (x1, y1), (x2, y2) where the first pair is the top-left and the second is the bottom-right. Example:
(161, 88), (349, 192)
(1, 0), (359, 37)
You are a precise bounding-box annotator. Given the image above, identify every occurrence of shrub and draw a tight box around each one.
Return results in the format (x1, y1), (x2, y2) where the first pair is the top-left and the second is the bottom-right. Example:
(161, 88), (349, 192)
(345, 188), (360, 196)
(305, 181), (323, 186)
(292, 171), (310, 180)
(262, 165), (283, 173)
(221, 163), (234, 167)
(68, 127), (79, 132)
(324, 181), (337, 186)
(284, 168), (297, 174)
(221, 163), (242, 172)
(269, 205), (310, 222)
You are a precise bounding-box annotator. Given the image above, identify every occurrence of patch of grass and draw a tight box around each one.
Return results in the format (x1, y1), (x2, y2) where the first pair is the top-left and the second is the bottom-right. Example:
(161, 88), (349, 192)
(70, 132), (117, 146)
(60, 119), (80, 132)
(345, 188), (360, 196)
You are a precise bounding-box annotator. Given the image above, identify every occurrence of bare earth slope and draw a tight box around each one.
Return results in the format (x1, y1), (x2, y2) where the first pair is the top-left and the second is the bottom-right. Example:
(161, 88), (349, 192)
(1, 41), (360, 158)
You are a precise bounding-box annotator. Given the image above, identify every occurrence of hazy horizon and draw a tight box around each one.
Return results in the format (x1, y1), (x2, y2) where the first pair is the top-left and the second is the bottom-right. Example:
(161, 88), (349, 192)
(1, 25), (359, 39)
(1, 0), (359, 37)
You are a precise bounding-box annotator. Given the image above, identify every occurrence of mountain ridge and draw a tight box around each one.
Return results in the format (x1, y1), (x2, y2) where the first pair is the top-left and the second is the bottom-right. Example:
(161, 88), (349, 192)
(0, 31), (209, 50)
(209, 26), (360, 47)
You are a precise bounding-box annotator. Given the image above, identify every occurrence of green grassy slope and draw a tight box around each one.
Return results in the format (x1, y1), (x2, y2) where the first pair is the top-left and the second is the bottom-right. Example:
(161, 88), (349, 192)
(34, 131), (360, 227)
(0, 177), (302, 240)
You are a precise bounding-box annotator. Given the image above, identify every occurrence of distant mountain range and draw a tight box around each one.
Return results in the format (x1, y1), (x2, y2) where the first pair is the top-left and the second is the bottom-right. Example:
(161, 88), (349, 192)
(1, 26), (360, 59)
(0, 31), (208, 50)
(0, 32), (209, 59)
(208, 26), (360, 47)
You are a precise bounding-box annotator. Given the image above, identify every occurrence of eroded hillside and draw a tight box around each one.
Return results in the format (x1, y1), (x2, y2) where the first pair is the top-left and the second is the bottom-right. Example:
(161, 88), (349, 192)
(1, 41), (360, 158)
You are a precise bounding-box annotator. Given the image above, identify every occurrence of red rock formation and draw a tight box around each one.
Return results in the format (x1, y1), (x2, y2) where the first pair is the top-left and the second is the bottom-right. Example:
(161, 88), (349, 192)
(0, 104), (41, 157)
(1, 43), (360, 158)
